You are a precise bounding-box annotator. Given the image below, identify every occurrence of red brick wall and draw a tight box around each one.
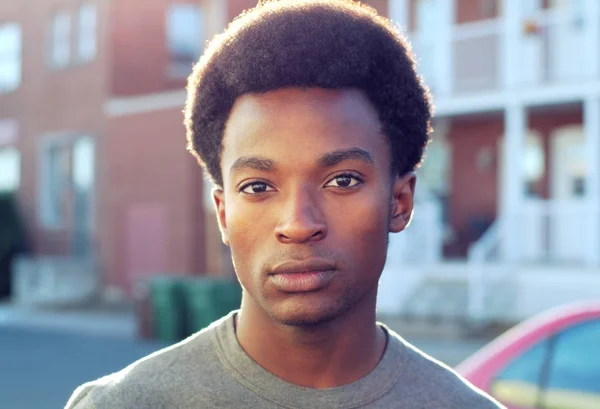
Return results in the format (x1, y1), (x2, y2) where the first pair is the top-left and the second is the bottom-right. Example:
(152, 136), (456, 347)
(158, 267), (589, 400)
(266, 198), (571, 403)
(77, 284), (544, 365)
(456, 0), (499, 24)
(227, 0), (258, 21)
(407, 0), (500, 31)
(225, 0), (389, 22)
(364, 0), (389, 16)
(448, 113), (503, 239)
(109, 0), (202, 97)
(0, 0), (110, 256)
(446, 106), (584, 257)
(103, 108), (205, 293)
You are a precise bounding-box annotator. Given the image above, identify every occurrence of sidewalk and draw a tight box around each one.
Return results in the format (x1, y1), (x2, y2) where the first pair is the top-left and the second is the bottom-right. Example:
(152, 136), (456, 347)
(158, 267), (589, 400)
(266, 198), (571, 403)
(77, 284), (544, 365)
(0, 302), (137, 339)
(0, 303), (493, 366)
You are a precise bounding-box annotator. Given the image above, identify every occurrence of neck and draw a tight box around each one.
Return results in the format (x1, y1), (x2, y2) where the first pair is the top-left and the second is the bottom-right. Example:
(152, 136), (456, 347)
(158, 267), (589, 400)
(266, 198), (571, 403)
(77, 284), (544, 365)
(235, 292), (387, 389)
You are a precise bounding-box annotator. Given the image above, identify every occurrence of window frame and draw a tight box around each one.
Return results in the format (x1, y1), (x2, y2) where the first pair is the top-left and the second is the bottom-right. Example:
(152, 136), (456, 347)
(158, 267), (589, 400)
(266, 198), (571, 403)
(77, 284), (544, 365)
(76, 3), (97, 64)
(489, 336), (554, 408)
(538, 318), (600, 408)
(165, 3), (205, 78)
(38, 134), (97, 232)
(0, 22), (23, 93)
(0, 146), (21, 193)
(48, 9), (72, 69)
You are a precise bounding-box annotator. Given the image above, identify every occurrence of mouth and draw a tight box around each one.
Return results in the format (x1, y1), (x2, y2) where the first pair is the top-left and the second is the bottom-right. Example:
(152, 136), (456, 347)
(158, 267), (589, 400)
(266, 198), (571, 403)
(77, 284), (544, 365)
(269, 259), (338, 293)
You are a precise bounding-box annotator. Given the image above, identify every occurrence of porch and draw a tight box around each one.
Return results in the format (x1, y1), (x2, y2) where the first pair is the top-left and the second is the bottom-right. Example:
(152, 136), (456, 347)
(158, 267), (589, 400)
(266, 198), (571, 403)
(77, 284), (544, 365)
(377, 261), (600, 325)
(390, 0), (600, 110)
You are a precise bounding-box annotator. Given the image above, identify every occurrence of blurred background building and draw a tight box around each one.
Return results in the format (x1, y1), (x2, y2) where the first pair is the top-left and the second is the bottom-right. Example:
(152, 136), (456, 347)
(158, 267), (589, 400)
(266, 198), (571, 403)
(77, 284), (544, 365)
(0, 0), (599, 326)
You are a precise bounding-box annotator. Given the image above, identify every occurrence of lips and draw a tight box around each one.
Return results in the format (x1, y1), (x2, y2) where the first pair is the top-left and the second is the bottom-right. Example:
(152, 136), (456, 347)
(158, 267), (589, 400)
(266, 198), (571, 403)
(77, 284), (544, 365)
(269, 259), (338, 292)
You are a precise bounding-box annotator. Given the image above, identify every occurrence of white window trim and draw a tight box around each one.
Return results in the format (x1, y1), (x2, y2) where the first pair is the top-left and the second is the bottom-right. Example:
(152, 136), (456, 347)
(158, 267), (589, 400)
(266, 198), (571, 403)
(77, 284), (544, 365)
(76, 3), (97, 64)
(0, 22), (23, 93)
(39, 136), (69, 229)
(166, 4), (205, 78)
(38, 133), (97, 231)
(0, 146), (21, 193)
(49, 10), (72, 69)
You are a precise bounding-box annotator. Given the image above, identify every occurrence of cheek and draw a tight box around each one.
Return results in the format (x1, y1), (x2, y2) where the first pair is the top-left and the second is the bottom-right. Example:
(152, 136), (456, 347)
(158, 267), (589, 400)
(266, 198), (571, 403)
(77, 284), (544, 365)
(328, 189), (390, 254)
(225, 199), (272, 274)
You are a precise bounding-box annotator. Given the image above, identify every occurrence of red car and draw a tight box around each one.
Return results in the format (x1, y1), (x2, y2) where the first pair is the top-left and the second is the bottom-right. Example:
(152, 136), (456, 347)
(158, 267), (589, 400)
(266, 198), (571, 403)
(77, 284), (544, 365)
(455, 300), (600, 409)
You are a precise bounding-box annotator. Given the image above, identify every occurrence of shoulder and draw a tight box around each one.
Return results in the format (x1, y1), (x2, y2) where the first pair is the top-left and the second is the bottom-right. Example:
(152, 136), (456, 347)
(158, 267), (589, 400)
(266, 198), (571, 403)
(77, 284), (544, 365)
(386, 328), (506, 409)
(64, 327), (216, 409)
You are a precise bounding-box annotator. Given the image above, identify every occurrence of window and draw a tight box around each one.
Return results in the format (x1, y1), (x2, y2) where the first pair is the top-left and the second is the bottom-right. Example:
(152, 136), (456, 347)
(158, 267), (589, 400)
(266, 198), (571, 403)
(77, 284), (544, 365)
(490, 339), (550, 407)
(524, 133), (545, 198)
(72, 137), (94, 192)
(41, 142), (70, 228)
(77, 3), (97, 63)
(49, 10), (71, 68)
(0, 147), (21, 192)
(542, 319), (600, 409)
(0, 23), (22, 93)
(72, 137), (95, 255)
(40, 136), (96, 233)
(166, 4), (204, 77)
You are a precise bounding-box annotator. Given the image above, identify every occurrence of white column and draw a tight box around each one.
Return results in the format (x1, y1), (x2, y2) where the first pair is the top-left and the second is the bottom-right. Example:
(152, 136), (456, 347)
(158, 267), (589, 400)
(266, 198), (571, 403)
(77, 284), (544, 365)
(584, 96), (600, 266)
(206, 0), (228, 39)
(388, 0), (409, 32)
(434, 0), (455, 97)
(502, 104), (526, 262)
(583, 0), (600, 79)
(502, 0), (522, 89)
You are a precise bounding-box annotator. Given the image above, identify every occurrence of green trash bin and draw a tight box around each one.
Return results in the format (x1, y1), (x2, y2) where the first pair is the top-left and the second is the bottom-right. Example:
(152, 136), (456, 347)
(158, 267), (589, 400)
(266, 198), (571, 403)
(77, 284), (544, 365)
(149, 276), (187, 343)
(183, 277), (242, 335)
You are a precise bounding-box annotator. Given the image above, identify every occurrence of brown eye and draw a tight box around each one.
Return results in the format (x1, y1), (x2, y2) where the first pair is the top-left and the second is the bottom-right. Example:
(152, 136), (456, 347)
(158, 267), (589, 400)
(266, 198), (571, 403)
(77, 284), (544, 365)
(240, 182), (274, 194)
(325, 174), (362, 188)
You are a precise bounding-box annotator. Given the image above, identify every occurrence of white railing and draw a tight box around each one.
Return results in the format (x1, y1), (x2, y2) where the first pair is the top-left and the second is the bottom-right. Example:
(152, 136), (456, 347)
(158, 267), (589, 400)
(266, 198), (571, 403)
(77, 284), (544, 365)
(514, 200), (590, 264)
(452, 18), (502, 94)
(466, 199), (596, 321)
(467, 219), (502, 322)
(12, 256), (99, 307)
(386, 185), (444, 266)
(409, 1), (598, 100)
(517, 8), (593, 86)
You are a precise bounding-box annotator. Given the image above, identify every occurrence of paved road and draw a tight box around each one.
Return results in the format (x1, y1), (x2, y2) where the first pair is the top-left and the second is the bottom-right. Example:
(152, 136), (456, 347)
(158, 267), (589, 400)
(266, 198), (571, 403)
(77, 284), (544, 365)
(0, 327), (165, 409)
(0, 324), (487, 409)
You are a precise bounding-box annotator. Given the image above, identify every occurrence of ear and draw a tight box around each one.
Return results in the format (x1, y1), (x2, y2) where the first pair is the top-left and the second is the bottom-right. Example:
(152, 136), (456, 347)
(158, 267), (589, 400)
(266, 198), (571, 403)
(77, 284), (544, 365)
(212, 187), (230, 245)
(389, 172), (416, 233)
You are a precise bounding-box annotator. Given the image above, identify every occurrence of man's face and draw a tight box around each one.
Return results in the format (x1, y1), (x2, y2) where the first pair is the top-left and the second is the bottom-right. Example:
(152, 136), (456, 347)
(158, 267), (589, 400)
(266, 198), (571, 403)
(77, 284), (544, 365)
(215, 88), (414, 326)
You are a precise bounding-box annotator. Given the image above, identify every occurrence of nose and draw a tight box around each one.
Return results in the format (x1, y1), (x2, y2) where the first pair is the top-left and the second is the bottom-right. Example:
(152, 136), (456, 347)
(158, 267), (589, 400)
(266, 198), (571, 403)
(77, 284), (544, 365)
(275, 186), (328, 244)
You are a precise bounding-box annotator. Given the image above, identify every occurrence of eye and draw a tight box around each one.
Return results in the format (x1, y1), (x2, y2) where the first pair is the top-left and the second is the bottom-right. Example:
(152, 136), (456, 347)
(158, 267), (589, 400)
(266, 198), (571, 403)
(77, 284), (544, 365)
(324, 174), (363, 188)
(240, 182), (275, 195)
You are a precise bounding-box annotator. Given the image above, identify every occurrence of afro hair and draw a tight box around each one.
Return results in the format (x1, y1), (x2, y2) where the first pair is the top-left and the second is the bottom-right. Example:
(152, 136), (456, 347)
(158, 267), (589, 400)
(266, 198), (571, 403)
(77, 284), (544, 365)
(184, 0), (433, 187)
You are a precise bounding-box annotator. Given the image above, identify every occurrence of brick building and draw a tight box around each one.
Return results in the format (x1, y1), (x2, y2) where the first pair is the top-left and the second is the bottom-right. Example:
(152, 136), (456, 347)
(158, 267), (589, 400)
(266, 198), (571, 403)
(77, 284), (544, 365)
(1, 0), (600, 315)
(0, 0), (388, 302)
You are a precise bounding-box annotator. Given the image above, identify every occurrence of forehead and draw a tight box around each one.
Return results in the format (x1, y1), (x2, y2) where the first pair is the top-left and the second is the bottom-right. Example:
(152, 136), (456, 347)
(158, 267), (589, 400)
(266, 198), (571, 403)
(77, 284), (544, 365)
(220, 88), (389, 174)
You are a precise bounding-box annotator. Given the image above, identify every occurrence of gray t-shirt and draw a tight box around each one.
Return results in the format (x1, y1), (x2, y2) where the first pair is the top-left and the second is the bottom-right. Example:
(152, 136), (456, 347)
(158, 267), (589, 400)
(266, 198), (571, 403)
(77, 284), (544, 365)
(65, 312), (505, 408)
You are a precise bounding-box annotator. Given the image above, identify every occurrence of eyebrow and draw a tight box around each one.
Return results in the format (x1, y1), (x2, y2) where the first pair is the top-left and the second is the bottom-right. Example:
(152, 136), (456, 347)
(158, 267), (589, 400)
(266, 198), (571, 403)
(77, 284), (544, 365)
(316, 148), (375, 168)
(229, 147), (374, 176)
(230, 156), (278, 174)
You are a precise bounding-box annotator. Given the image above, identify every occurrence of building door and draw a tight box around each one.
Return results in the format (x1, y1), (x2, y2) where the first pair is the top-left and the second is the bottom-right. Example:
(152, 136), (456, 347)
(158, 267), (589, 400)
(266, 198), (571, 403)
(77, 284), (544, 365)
(498, 131), (547, 261)
(125, 203), (167, 293)
(550, 125), (586, 262)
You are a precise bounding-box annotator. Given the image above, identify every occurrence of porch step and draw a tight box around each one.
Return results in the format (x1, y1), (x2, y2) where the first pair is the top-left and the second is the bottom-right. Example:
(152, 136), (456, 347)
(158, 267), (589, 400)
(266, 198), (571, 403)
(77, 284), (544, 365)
(399, 270), (517, 324)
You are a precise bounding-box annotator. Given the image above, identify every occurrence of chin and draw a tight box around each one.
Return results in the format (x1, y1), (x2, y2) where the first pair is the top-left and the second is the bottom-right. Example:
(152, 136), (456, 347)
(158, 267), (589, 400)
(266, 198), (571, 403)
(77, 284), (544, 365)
(266, 295), (354, 327)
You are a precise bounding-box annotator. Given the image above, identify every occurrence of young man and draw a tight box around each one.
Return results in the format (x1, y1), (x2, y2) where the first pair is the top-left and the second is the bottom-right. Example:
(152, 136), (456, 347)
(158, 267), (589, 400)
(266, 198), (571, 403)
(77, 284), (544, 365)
(66, 1), (505, 407)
